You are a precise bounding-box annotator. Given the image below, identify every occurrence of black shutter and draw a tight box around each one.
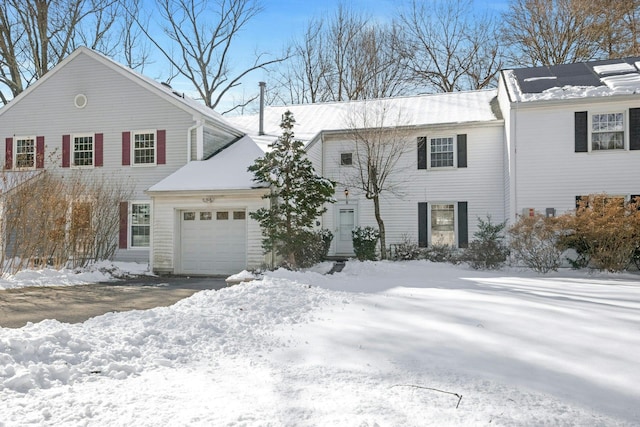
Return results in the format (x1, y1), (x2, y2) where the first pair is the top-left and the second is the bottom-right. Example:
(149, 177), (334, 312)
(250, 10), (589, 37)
(417, 137), (427, 169)
(629, 108), (640, 150)
(575, 111), (588, 152)
(457, 134), (467, 168)
(457, 202), (468, 249)
(418, 202), (428, 247)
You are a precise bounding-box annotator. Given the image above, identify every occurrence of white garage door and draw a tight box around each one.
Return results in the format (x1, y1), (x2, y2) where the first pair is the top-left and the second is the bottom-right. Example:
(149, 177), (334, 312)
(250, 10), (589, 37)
(180, 210), (247, 275)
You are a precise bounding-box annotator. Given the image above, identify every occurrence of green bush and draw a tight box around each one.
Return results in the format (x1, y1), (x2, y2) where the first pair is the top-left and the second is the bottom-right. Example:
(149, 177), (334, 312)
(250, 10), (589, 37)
(463, 216), (509, 270)
(424, 243), (458, 263)
(292, 229), (334, 269)
(391, 235), (422, 260)
(352, 226), (379, 261)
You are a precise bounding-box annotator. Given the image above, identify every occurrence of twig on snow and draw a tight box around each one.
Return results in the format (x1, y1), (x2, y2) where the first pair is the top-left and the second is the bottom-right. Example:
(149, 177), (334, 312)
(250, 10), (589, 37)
(391, 384), (463, 408)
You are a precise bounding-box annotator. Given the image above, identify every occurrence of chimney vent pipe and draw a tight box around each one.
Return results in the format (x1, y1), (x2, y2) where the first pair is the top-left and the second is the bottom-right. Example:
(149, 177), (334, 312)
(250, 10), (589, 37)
(259, 82), (266, 136)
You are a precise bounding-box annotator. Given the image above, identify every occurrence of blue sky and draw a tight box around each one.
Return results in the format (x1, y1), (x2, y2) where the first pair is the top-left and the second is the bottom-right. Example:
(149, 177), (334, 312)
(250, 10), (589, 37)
(156, 0), (508, 111)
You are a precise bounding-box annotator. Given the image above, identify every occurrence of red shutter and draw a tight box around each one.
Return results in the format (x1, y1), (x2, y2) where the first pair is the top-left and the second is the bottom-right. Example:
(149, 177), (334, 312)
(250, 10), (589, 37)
(36, 136), (45, 169)
(95, 133), (103, 167)
(5, 137), (13, 170)
(157, 130), (166, 165)
(62, 135), (70, 168)
(119, 201), (128, 249)
(122, 131), (130, 165)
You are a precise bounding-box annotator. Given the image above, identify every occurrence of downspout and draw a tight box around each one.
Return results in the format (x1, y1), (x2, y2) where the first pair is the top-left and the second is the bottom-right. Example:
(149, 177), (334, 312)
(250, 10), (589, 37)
(259, 82), (266, 136)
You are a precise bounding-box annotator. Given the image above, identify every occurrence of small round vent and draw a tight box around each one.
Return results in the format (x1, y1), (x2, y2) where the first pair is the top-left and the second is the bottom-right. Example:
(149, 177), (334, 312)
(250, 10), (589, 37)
(74, 93), (88, 109)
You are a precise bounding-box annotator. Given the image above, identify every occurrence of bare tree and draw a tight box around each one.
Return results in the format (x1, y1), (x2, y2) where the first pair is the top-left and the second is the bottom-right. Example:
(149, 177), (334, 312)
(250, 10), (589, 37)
(501, 0), (638, 66)
(0, 0), (124, 104)
(399, 0), (503, 92)
(343, 101), (413, 259)
(271, 4), (411, 105)
(135, 0), (287, 113)
(594, 0), (640, 58)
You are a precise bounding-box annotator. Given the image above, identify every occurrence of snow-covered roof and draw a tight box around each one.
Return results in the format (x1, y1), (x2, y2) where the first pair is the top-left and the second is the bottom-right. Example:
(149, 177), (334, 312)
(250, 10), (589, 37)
(226, 90), (500, 147)
(503, 56), (640, 102)
(147, 135), (267, 193)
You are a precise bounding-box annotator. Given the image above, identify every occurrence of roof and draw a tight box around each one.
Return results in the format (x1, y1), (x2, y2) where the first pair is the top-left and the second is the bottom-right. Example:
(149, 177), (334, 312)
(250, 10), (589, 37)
(0, 47), (241, 136)
(503, 57), (640, 102)
(147, 135), (267, 193)
(226, 90), (500, 149)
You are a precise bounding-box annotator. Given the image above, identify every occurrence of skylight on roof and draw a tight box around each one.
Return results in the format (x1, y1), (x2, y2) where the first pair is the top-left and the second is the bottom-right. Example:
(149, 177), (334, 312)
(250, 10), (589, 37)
(600, 73), (640, 92)
(593, 63), (635, 75)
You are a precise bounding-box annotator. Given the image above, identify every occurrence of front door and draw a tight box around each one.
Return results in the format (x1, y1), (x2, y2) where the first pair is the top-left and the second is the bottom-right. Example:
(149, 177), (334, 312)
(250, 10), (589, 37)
(336, 206), (356, 255)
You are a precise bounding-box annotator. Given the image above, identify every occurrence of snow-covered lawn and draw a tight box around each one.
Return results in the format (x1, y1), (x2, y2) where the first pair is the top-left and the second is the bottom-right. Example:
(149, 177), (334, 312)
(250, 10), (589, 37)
(1, 261), (639, 426)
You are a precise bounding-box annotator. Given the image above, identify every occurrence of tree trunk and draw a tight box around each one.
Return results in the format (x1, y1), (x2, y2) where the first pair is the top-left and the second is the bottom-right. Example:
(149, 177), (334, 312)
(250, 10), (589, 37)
(373, 195), (386, 259)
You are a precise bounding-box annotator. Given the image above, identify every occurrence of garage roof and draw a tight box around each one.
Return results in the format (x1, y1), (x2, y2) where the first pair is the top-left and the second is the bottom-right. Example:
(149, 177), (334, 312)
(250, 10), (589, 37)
(147, 135), (267, 193)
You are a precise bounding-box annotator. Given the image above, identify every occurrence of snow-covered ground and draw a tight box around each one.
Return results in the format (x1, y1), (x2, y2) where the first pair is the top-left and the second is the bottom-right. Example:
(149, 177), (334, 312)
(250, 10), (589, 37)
(1, 260), (639, 426)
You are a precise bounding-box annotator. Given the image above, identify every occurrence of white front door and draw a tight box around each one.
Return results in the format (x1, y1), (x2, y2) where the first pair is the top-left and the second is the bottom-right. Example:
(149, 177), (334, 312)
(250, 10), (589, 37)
(336, 206), (356, 255)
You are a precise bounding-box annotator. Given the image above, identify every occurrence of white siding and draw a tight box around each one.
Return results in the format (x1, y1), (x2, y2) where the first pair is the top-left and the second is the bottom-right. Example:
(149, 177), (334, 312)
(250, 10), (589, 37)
(151, 190), (270, 274)
(320, 124), (505, 253)
(512, 99), (640, 216)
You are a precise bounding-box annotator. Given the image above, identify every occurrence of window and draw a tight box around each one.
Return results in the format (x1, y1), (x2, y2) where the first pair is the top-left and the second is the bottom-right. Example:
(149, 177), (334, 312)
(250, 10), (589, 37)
(431, 204), (455, 246)
(15, 137), (35, 169)
(233, 211), (246, 220)
(73, 134), (94, 166)
(131, 203), (150, 247)
(217, 211), (229, 220)
(430, 137), (454, 167)
(184, 212), (195, 221)
(418, 135), (466, 169)
(133, 131), (156, 165)
(340, 152), (353, 166)
(200, 212), (212, 220)
(592, 113), (624, 150)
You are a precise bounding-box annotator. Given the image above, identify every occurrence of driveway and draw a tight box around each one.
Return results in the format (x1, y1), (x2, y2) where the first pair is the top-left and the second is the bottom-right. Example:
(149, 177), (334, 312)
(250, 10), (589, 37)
(0, 276), (228, 329)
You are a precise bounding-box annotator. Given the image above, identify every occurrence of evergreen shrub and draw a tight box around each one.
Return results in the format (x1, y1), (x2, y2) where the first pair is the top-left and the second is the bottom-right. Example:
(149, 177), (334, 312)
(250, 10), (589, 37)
(352, 226), (379, 261)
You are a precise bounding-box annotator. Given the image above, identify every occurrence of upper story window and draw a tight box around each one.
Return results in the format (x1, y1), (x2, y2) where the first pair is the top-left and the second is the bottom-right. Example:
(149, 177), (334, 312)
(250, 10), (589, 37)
(340, 152), (353, 166)
(133, 131), (156, 165)
(73, 134), (94, 167)
(430, 137), (454, 167)
(418, 135), (467, 169)
(592, 113), (624, 150)
(15, 137), (35, 169)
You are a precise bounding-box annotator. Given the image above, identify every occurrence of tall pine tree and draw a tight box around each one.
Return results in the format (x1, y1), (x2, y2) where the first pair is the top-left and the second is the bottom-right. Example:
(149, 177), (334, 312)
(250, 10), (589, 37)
(248, 111), (335, 268)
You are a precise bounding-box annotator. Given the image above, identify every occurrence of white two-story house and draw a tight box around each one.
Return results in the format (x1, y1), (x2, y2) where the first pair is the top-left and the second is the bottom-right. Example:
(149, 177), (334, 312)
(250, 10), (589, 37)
(498, 57), (640, 220)
(2, 47), (639, 274)
(228, 91), (506, 256)
(0, 47), (269, 274)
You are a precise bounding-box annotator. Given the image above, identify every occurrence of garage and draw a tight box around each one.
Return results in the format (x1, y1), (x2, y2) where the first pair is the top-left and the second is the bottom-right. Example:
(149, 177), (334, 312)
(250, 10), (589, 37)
(179, 209), (247, 275)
